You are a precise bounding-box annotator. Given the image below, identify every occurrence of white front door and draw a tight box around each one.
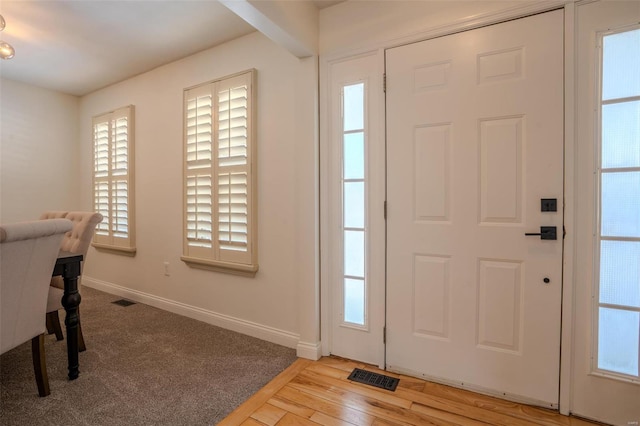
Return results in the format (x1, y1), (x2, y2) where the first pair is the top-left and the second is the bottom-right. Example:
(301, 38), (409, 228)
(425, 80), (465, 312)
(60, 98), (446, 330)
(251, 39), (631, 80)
(572, 2), (640, 425)
(386, 10), (564, 407)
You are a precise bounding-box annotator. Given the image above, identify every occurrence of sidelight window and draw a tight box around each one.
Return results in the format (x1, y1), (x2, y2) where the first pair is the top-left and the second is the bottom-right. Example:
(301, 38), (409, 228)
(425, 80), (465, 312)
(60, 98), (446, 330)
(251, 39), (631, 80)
(342, 82), (367, 326)
(596, 27), (640, 379)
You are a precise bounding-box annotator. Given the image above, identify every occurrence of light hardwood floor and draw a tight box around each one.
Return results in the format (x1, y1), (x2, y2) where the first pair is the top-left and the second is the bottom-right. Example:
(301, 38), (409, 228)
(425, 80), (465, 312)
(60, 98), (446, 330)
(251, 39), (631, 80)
(219, 356), (602, 426)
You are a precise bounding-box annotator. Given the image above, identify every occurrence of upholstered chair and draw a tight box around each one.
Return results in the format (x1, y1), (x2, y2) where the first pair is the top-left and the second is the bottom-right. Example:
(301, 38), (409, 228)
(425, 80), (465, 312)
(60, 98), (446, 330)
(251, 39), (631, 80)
(41, 211), (103, 351)
(1, 219), (73, 397)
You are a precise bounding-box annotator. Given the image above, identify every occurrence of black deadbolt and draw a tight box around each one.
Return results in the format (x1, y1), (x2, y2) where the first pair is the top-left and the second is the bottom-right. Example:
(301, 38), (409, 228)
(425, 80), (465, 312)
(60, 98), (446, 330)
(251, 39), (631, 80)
(541, 198), (557, 212)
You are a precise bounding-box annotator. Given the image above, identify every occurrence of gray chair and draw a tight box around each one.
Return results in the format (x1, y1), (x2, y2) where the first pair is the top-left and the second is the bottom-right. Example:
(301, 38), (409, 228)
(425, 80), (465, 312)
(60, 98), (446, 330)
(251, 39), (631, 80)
(1, 219), (73, 397)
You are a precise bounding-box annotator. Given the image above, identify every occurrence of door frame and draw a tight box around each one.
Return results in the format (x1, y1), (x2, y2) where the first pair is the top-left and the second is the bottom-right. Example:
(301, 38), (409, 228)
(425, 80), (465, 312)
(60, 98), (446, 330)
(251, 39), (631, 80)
(322, 51), (387, 367)
(319, 0), (576, 414)
(570, 2), (640, 423)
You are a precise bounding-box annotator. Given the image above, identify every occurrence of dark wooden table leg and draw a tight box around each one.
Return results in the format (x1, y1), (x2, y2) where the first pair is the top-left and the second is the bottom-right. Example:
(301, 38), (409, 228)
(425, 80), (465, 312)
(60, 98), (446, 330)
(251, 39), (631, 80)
(60, 261), (82, 380)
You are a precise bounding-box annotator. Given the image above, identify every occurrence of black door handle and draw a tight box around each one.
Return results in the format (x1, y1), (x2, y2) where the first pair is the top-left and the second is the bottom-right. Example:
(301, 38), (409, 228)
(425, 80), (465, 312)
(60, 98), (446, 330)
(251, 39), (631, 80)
(525, 226), (557, 240)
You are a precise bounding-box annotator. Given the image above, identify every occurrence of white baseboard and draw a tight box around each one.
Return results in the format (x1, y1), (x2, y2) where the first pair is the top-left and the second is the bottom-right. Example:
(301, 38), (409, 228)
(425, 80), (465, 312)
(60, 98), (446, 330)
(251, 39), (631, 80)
(82, 276), (300, 350)
(296, 341), (322, 360)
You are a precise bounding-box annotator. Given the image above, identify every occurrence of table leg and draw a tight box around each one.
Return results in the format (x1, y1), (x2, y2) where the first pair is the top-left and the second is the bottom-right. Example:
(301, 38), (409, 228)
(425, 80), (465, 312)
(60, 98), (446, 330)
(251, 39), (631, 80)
(60, 262), (82, 380)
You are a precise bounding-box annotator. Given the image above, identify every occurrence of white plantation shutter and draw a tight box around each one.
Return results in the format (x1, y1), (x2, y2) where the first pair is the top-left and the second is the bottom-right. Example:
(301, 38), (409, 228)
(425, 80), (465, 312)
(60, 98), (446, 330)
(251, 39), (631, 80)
(111, 180), (129, 238)
(186, 89), (214, 249)
(217, 80), (249, 254)
(92, 106), (136, 252)
(218, 172), (248, 250)
(94, 121), (110, 237)
(182, 70), (257, 274)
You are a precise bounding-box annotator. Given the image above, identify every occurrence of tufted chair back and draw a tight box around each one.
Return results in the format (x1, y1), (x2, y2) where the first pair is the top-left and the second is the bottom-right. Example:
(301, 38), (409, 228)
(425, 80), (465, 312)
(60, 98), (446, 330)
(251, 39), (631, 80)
(57, 211), (103, 255)
(40, 211), (103, 289)
(1, 219), (73, 354)
(39, 211), (68, 220)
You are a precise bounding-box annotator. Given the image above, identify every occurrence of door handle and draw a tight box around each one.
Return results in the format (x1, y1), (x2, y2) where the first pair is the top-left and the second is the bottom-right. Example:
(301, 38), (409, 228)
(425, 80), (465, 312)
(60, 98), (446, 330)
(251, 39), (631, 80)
(525, 226), (557, 240)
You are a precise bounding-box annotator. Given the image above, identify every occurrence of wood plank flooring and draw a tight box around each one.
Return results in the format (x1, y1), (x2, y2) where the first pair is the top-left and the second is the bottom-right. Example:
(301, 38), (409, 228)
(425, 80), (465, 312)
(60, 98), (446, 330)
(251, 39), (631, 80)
(219, 356), (602, 426)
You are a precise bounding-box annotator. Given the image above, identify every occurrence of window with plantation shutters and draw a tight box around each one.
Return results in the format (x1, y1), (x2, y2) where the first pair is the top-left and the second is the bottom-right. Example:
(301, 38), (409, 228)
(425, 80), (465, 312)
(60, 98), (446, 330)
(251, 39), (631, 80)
(92, 105), (136, 253)
(182, 70), (257, 276)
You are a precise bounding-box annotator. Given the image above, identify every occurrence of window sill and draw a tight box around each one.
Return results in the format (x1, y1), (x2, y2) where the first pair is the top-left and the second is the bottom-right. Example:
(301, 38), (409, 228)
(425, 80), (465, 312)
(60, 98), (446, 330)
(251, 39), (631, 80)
(92, 243), (137, 256)
(589, 370), (640, 386)
(181, 255), (258, 277)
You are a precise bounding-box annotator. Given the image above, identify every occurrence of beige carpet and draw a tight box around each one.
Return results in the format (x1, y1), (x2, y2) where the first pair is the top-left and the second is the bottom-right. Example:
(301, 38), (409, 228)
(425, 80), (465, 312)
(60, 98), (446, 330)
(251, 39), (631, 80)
(0, 286), (297, 425)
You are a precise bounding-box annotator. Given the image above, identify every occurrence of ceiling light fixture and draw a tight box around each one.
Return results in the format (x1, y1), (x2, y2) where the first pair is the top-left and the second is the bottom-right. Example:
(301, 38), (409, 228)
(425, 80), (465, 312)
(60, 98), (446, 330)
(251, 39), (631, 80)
(0, 14), (15, 60)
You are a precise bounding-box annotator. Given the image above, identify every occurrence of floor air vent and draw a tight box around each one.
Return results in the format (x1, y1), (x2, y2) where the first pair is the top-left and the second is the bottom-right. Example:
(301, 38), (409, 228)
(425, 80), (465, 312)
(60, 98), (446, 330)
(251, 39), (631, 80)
(112, 299), (136, 307)
(347, 368), (399, 391)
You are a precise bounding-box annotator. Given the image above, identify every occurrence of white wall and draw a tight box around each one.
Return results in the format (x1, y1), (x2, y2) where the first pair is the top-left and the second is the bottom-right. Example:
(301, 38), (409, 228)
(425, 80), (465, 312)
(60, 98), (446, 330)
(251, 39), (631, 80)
(79, 31), (318, 351)
(293, 55), (321, 358)
(320, 0), (539, 56)
(0, 78), (80, 223)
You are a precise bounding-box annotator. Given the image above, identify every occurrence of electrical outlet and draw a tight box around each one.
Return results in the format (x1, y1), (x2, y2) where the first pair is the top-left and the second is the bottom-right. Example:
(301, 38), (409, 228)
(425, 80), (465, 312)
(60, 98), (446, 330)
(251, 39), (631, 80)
(163, 261), (170, 276)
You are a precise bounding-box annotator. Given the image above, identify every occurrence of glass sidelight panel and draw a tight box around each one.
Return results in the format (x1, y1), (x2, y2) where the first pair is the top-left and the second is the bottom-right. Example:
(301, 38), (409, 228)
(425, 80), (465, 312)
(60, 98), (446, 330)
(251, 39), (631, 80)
(599, 241), (640, 308)
(344, 230), (365, 277)
(342, 82), (366, 326)
(601, 172), (640, 237)
(344, 132), (365, 179)
(344, 84), (364, 131)
(598, 307), (640, 376)
(344, 182), (365, 228)
(601, 101), (640, 168)
(602, 29), (640, 101)
(596, 27), (640, 379)
(345, 278), (365, 324)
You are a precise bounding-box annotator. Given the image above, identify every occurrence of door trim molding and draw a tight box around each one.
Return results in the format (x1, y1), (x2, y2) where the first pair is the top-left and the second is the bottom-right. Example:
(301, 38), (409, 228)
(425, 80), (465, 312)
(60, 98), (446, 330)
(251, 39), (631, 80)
(321, 1), (573, 63)
(383, 1), (572, 52)
(560, 1), (576, 416)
